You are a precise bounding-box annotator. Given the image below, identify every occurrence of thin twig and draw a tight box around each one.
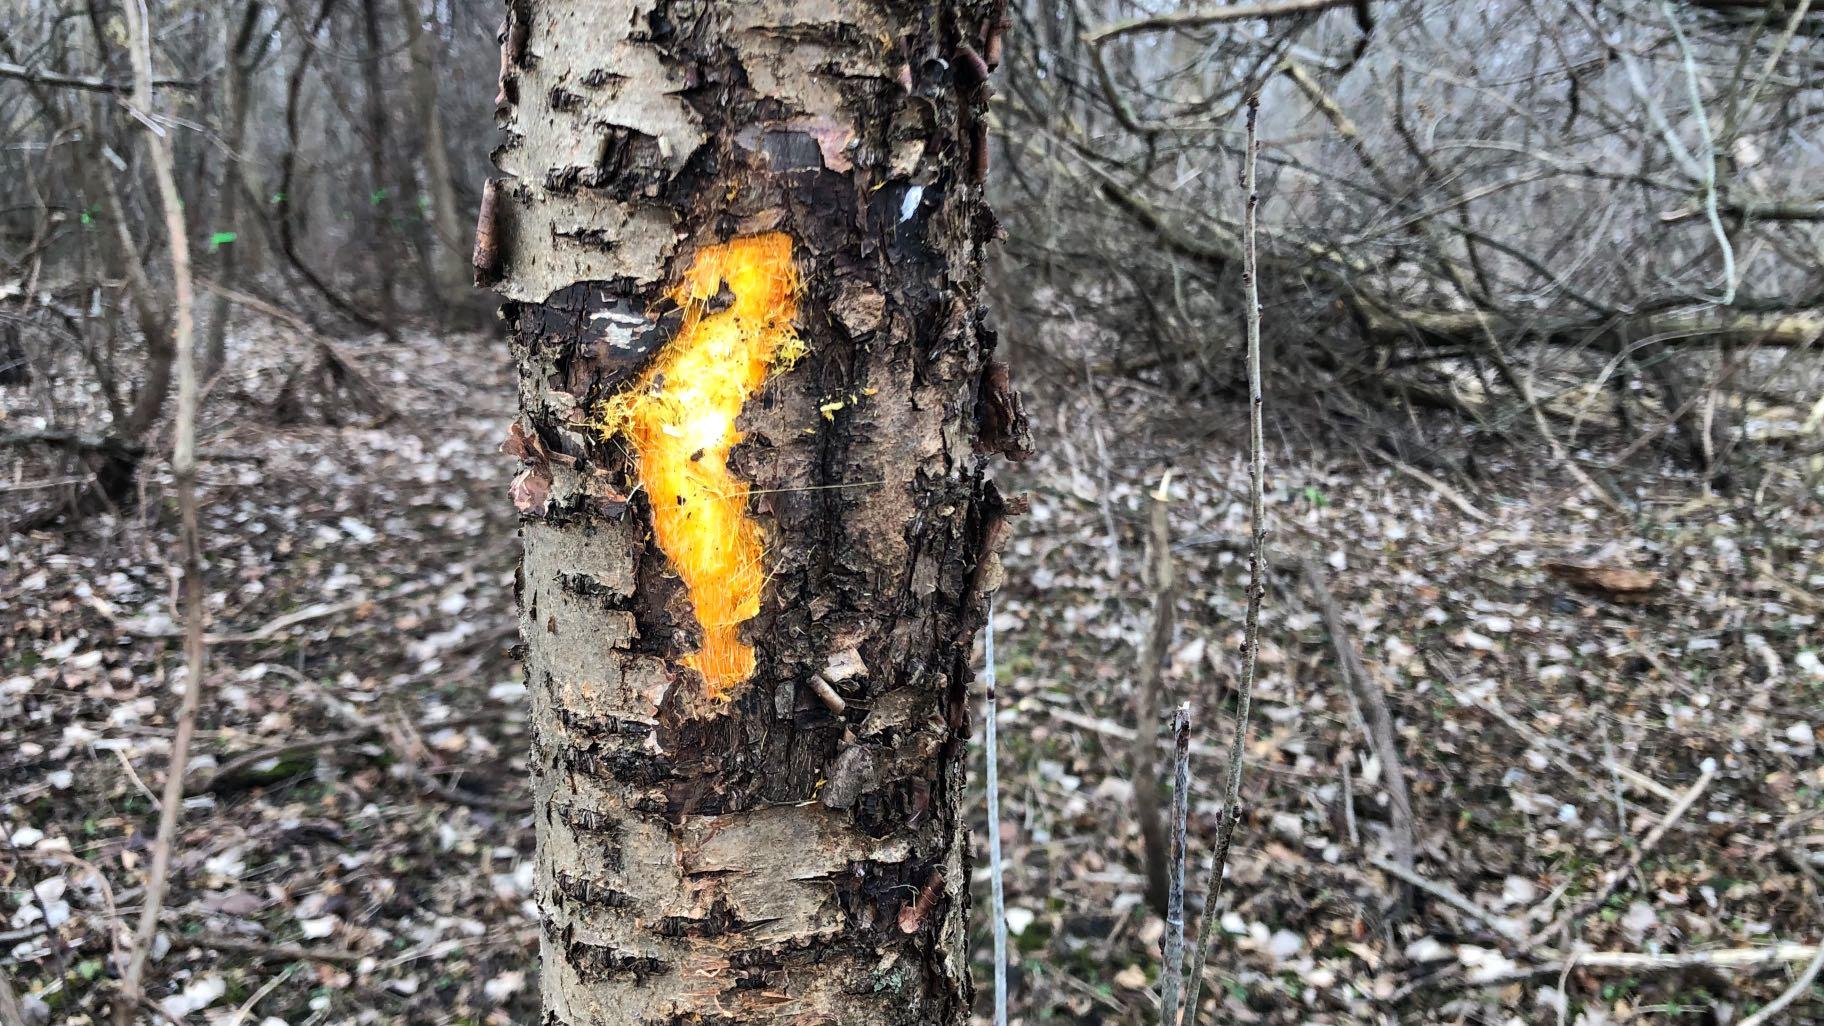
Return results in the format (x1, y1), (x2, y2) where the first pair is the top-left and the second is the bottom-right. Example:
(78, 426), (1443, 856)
(1427, 653), (1677, 805)
(117, 2), (205, 1021)
(1417, 943), (1824, 995)
(182, 729), (374, 796)
(0, 59), (195, 94)
(1367, 855), (1524, 943)
(1740, 938), (1824, 1024)
(1380, 458), (1492, 523)
(1340, 760), (1359, 847)
(1160, 705), (1192, 1026)
(112, 749), (162, 811)
(107, 580), (434, 644)
(181, 934), (363, 965)
(1034, 702), (1310, 777)
(223, 965), (296, 1026)
(1602, 728), (1627, 837)
(1085, 0), (1356, 42)
(1180, 94), (1268, 1026)
(1658, 0), (1735, 306)
(984, 598), (1009, 1026)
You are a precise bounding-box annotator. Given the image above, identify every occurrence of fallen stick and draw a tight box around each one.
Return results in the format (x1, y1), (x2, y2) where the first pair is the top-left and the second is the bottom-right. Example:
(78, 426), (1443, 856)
(197, 277), (400, 425)
(185, 933), (364, 966)
(1036, 701), (1315, 778)
(1741, 835), (1824, 1026)
(182, 729), (375, 796)
(1607, 761), (1682, 804)
(0, 967), (25, 1026)
(275, 670), (530, 813)
(1530, 762), (1716, 947)
(1382, 458), (1493, 523)
(107, 581), (433, 644)
(1308, 559), (1417, 914)
(1427, 653), (1681, 805)
(1740, 939), (1824, 1026)
(181, 712), (521, 807)
(1397, 942), (1824, 1000)
(1367, 856), (1521, 943)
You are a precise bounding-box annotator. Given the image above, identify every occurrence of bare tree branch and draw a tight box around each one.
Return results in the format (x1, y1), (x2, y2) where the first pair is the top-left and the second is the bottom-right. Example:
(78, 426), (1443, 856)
(1180, 95), (1268, 1026)
(0, 59), (195, 94)
(114, 0), (206, 1019)
(1084, 0), (1361, 43)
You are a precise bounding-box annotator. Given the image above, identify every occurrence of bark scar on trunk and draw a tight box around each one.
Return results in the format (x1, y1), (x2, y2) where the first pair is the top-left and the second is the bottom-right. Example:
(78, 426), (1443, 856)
(594, 232), (803, 703)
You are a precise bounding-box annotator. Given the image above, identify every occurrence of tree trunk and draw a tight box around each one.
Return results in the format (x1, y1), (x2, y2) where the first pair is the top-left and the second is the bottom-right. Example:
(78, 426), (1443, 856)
(396, 0), (468, 309)
(487, 2), (1026, 1023)
(203, 1), (264, 378)
(358, 0), (398, 326)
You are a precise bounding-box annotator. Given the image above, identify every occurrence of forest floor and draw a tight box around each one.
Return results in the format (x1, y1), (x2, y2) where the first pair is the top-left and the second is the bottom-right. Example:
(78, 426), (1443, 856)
(3, 321), (1823, 1025)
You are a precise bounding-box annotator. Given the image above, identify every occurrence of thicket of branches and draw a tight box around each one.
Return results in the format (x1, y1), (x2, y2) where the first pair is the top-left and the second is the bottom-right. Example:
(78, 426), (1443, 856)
(995, 0), (1824, 487)
(2, 0), (497, 526)
(4, 0), (1823, 529)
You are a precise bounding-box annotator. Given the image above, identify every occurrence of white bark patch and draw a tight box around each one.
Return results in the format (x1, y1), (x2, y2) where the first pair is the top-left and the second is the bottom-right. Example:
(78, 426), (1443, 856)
(495, 0), (700, 301)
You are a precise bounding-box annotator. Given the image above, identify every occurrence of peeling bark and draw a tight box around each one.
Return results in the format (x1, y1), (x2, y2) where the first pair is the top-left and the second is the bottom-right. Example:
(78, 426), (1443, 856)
(489, 2), (1016, 1023)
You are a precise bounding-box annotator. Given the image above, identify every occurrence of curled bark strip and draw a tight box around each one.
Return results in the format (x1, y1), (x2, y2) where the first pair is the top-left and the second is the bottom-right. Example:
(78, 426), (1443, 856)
(984, 0), (1009, 69)
(976, 360), (1032, 460)
(505, 3), (530, 64)
(960, 482), (1024, 643)
(897, 868), (946, 933)
(953, 44), (990, 94)
(809, 674), (847, 715)
(473, 179), (502, 285)
(970, 118), (991, 183)
(494, 18), (513, 110)
(1306, 558), (1416, 916)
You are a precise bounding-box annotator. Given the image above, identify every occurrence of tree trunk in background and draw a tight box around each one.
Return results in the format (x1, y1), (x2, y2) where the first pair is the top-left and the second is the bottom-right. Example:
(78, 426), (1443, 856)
(203, 2), (263, 377)
(397, 0), (467, 309)
(488, 1), (1026, 1022)
(358, 0), (398, 326)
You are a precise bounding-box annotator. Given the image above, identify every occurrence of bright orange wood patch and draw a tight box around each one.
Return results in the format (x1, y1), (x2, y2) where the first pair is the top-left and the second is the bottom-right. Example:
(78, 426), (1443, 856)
(600, 233), (802, 697)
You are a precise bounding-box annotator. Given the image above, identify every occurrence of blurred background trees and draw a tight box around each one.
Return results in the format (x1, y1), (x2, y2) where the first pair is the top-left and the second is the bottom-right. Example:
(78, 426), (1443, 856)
(2, 0), (498, 528)
(994, 0), (1822, 492)
(5, 0), (1822, 530)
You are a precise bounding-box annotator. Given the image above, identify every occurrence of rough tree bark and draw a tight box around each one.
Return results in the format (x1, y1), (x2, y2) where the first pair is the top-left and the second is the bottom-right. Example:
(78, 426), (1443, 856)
(486, 2), (1027, 1024)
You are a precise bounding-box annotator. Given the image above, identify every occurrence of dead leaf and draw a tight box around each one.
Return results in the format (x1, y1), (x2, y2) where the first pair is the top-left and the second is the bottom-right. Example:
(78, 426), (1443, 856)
(511, 466), (551, 516)
(1545, 561), (1659, 600)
